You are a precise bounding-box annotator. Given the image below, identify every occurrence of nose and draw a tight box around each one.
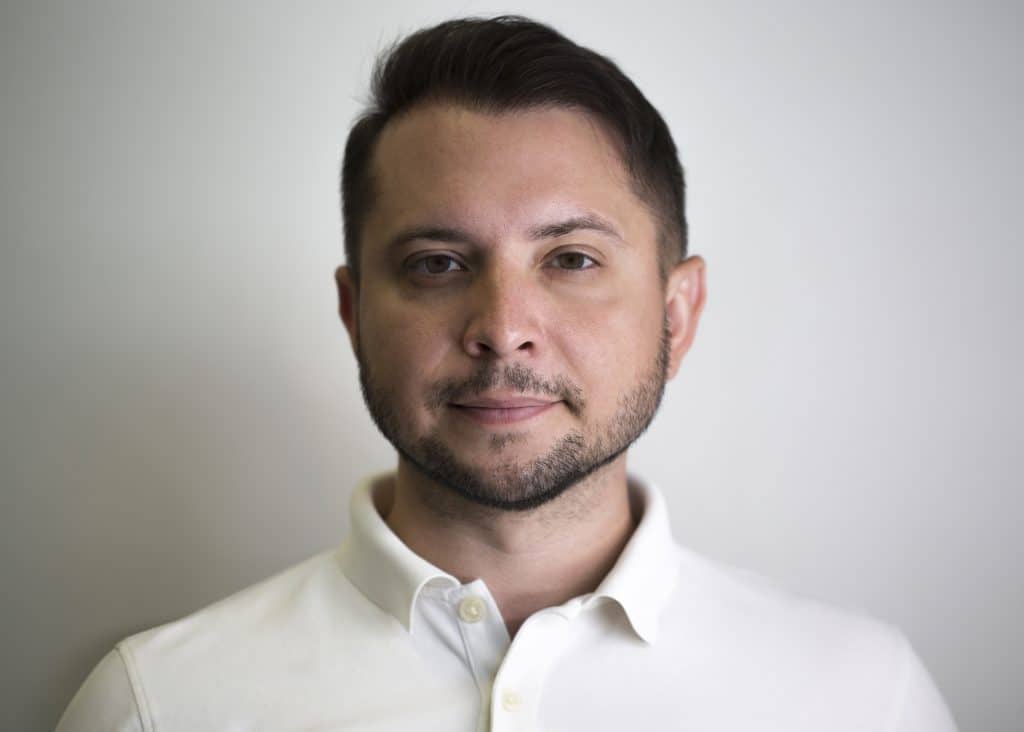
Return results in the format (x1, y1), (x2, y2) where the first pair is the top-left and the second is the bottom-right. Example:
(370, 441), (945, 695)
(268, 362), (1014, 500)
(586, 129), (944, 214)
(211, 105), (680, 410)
(461, 272), (540, 359)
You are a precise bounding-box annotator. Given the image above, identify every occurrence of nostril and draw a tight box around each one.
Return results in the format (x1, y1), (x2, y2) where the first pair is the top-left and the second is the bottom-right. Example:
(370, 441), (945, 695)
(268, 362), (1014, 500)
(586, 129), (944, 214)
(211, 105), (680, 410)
(462, 317), (537, 358)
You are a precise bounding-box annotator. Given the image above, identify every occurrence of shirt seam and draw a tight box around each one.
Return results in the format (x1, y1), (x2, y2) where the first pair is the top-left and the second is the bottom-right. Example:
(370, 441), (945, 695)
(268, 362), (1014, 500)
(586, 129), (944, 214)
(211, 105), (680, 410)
(116, 642), (155, 732)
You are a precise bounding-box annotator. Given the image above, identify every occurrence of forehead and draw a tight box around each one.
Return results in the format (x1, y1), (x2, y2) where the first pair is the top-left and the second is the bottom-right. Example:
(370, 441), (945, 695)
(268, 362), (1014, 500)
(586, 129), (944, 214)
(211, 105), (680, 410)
(364, 103), (654, 246)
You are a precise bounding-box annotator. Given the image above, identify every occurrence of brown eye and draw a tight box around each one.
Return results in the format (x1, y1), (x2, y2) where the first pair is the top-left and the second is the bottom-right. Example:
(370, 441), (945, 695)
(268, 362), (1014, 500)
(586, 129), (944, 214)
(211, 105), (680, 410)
(409, 254), (465, 275)
(552, 252), (596, 270)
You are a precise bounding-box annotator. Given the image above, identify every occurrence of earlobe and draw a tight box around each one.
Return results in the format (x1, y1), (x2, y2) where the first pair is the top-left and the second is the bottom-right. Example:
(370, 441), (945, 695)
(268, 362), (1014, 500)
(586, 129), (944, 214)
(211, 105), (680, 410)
(335, 265), (360, 353)
(664, 255), (707, 379)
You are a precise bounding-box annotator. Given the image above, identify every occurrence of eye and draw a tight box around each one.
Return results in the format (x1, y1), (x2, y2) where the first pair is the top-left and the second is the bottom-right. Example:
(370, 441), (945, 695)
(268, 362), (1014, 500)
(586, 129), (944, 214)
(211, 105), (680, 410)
(407, 253), (467, 275)
(550, 251), (598, 270)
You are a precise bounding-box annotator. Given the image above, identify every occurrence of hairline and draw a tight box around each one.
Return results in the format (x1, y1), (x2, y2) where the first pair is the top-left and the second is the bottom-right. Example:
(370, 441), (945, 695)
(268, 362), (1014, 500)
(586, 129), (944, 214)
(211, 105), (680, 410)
(352, 96), (676, 287)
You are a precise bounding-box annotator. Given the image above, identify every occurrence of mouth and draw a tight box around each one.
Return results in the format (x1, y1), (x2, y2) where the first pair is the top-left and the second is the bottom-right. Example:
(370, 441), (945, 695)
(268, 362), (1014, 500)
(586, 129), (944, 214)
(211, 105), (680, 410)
(449, 396), (561, 426)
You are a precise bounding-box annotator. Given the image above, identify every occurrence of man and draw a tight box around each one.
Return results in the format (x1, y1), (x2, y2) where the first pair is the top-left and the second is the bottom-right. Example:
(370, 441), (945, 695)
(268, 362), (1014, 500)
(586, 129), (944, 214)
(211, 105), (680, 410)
(57, 15), (958, 731)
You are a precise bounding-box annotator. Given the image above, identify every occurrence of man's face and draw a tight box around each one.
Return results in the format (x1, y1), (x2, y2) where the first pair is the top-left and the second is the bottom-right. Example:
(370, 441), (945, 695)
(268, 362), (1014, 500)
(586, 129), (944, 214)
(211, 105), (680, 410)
(338, 103), (702, 511)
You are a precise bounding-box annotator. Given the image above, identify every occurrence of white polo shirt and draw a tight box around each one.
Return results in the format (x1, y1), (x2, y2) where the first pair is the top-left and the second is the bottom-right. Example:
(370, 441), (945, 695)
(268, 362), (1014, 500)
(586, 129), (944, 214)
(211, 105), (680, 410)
(56, 473), (958, 731)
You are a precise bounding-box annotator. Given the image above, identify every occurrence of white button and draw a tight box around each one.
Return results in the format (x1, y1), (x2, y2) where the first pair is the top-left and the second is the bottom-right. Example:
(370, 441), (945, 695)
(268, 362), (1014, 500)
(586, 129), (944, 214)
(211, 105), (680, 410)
(501, 690), (522, 712)
(457, 596), (486, 623)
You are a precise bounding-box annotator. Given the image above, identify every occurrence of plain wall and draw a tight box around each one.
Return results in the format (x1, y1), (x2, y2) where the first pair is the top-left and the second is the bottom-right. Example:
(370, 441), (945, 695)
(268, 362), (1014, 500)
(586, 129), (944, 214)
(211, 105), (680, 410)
(2, 1), (1020, 730)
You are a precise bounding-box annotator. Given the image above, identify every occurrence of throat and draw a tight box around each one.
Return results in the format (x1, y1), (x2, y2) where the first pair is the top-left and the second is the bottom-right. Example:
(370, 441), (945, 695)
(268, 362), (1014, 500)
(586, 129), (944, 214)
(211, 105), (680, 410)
(385, 459), (638, 634)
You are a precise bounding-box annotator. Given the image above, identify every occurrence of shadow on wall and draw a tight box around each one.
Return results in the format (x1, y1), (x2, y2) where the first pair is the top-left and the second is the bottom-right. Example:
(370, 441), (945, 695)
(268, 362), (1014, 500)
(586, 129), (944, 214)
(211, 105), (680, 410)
(8, 344), (363, 730)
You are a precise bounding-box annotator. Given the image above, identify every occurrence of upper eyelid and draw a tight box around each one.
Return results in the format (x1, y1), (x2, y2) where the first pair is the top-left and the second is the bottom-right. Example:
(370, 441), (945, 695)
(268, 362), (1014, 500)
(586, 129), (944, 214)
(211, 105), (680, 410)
(404, 251), (468, 269)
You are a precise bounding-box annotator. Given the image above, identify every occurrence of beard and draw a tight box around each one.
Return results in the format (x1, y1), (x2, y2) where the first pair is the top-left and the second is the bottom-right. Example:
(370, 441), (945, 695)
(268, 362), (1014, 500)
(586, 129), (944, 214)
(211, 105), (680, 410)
(356, 318), (670, 512)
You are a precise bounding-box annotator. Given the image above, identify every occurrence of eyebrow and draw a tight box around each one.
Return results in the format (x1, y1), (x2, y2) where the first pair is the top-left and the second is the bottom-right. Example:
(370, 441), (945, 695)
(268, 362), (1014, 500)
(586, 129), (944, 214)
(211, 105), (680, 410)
(385, 213), (625, 251)
(528, 214), (624, 242)
(387, 226), (479, 250)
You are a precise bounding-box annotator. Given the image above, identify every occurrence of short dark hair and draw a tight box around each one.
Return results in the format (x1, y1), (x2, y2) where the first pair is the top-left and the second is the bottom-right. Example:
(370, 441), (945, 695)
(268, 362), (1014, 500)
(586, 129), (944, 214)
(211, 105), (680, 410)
(341, 15), (687, 282)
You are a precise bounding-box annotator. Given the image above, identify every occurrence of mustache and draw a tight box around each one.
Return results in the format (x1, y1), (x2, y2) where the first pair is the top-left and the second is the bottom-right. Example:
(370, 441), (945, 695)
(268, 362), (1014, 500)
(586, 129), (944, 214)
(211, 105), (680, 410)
(427, 362), (585, 416)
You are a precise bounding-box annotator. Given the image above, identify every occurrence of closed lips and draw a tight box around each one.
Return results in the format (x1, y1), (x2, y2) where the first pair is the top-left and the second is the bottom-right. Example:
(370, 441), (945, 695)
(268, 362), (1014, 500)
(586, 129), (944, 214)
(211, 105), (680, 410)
(452, 397), (557, 408)
(449, 398), (560, 425)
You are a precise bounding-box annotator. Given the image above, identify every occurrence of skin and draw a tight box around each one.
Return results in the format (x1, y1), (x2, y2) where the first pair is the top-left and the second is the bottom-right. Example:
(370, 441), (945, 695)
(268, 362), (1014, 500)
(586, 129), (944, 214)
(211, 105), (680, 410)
(335, 102), (706, 639)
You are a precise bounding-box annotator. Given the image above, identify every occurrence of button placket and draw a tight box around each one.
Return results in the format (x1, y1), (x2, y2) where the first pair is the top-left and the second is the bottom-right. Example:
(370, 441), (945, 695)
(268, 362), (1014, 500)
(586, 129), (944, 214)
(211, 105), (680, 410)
(490, 609), (573, 731)
(450, 581), (511, 719)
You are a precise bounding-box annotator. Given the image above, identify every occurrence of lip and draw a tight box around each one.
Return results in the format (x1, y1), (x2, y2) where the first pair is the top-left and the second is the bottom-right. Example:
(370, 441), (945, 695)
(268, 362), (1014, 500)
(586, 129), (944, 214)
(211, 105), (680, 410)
(452, 395), (556, 409)
(449, 397), (560, 425)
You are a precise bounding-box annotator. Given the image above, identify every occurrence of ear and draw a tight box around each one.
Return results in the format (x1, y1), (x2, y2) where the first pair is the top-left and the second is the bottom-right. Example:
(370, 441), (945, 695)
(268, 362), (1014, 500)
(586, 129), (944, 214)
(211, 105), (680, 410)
(335, 265), (359, 354)
(664, 255), (706, 380)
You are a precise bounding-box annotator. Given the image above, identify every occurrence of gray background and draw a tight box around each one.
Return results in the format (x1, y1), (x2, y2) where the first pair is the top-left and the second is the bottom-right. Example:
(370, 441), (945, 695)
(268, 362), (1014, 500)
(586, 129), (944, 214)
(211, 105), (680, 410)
(2, 1), (1020, 730)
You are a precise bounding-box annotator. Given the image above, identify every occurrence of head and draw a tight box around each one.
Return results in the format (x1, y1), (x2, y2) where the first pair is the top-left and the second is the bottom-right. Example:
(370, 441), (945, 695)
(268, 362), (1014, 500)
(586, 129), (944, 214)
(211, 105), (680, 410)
(336, 16), (705, 512)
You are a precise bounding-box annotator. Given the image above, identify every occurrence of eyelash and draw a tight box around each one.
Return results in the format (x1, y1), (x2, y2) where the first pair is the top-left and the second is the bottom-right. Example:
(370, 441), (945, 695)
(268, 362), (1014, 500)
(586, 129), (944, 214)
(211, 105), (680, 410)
(406, 254), (467, 275)
(405, 251), (599, 276)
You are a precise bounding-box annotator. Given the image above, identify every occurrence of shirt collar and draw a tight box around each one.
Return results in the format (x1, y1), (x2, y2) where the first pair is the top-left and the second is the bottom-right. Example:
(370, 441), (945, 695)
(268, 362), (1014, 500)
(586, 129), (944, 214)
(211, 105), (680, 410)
(336, 471), (681, 644)
(336, 473), (457, 635)
(589, 472), (682, 644)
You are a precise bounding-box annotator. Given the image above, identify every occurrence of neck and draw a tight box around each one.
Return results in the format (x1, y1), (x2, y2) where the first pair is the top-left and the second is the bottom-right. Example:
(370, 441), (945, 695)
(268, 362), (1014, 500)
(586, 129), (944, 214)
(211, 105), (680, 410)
(382, 456), (637, 639)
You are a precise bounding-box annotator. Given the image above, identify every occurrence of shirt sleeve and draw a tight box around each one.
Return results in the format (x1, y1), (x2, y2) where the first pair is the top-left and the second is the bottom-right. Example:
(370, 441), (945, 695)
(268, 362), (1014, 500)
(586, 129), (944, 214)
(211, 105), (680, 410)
(888, 634), (959, 732)
(55, 648), (144, 732)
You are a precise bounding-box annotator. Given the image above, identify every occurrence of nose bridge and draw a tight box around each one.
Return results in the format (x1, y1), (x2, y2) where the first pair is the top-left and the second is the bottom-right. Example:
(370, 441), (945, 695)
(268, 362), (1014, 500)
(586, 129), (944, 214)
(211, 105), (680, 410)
(463, 258), (539, 358)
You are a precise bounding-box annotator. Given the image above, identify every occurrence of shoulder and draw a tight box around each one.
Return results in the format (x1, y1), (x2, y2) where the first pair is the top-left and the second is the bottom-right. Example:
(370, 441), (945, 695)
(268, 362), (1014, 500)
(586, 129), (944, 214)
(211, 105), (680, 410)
(119, 545), (392, 670)
(59, 546), (400, 730)
(660, 546), (957, 729)
(672, 544), (907, 658)
(125, 548), (346, 648)
(55, 648), (142, 732)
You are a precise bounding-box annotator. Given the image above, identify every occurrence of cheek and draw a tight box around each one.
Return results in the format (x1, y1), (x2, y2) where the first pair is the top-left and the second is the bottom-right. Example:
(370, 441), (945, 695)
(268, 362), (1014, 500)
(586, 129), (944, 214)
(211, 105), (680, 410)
(359, 297), (452, 394)
(557, 286), (664, 403)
